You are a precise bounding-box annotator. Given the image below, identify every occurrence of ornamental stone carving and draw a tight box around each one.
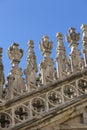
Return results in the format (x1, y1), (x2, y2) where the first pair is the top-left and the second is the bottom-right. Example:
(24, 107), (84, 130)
(81, 24), (87, 67)
(0, 24), (87, 130)
(32, 98), (45, 113)
(56, 33), (69, 79)
(66, 28), (83, 72)
(78, 79), (87, 93)
(6, 43), (25, 99)
(15, 106), (28, 121)
(48, 91), (62, 106)
(24, 40), (37, 91)
(39, 35), (56, 85)
(8, 43), (23, 67)
(0, 113), (11, 129)
(0, 25), (86, 101)
(0, 48), (5, 99)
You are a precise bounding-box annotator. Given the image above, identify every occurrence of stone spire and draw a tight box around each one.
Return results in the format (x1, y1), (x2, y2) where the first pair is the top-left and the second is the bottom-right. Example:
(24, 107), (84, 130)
(0, 48), (5, 99)
(66, 27), (83, 72)
(56, 33), (68, 79)
(24, 40), (37, 91)
(81, 24), (87, 67)
(7, 43), (25, 99)
(39, 35), (56, 85)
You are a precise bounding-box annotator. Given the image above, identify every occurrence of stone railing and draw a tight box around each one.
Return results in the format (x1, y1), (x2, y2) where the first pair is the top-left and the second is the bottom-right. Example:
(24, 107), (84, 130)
(0, 69), (87, 129)
(0, 24), (87, 129)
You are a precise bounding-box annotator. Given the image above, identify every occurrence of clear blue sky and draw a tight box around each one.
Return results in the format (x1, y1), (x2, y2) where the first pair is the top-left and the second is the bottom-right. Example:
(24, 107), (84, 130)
(0, 0), (87, 77)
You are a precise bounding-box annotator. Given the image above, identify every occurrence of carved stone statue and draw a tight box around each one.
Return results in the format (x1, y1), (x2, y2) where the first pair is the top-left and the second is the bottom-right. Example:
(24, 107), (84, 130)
(39, 35), (56, 85)
(66, 28), (83, 72)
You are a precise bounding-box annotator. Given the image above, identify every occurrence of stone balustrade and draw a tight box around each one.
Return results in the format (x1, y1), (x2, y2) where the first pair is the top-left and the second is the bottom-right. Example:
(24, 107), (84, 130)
(0, 69), (87, 129)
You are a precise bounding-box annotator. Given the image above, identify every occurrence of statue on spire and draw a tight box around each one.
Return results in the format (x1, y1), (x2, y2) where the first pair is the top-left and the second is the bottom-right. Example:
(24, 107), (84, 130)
(66, 27), (80, 46)
(66, 28), (83, 72)
(39, 35), (56, 85)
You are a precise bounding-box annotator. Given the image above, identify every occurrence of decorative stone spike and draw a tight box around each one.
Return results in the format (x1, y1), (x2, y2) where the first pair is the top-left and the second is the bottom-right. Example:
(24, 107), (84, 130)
(66, 28), (83, 72)
(39, 35), (56, 85)
(24, 40), (37, 91)
(0, 48), (5, 99)
(7, 43), (25, 99)
(56, 33), (69, 79)
(81, 24), (87, 67)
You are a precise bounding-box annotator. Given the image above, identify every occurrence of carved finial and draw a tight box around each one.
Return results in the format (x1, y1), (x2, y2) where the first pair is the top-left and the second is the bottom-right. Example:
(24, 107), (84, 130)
(24, 40), (37, 91)
(56, 33), (68, 78)
(8, 43), (23, 67)
(81, 24), (87, 35)
(27, 40), (37, 72)
(56, 32), (63, 39)
(39, 35), (53, 57)
(6, 43), (25, 99)
(66, 28), (83, 72)
(0, 48), (5, 99)
(66, 27), (80, 47)
(39, 35), (56, 85)
(56, 33), (65, 51)
(81, 24), (87, 67)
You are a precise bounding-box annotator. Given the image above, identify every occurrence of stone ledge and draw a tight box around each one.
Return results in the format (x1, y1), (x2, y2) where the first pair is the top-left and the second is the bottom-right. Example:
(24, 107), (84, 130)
(4, 68), (87, 109)
(9, 94), (87, 130)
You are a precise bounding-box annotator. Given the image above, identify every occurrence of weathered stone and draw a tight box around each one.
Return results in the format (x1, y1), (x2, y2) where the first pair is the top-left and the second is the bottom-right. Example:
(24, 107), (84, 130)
(0, 48), (5, 99)
(24, 40), (37, 91)
(6, 43), (25, 99)
(56, 32), (69, 79)
(39, 35), (56, 85)
(0, 24), (87, 130)
(66, 28), (83, 72)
